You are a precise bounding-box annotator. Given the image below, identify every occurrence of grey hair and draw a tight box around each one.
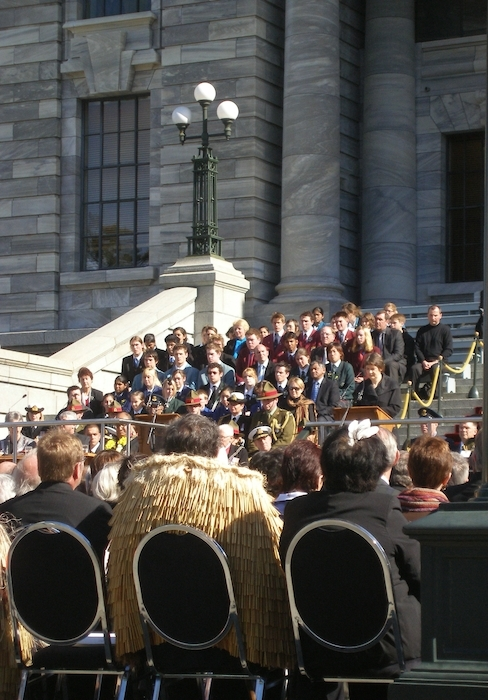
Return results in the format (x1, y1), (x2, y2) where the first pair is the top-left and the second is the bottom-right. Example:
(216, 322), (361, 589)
(376, 428), (399, 468)
(0, 474), (16, 503)
(92, 464), (122, 503)
(5, 411), (22, 423)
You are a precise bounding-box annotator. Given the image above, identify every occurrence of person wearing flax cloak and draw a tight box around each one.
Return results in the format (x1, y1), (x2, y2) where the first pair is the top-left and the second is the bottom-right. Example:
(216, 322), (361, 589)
(107, 413), (295, 681)
(0, 518), (36, 700)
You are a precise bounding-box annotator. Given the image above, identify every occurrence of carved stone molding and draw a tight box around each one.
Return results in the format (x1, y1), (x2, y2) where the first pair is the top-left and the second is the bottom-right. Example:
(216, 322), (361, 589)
(62, 12), (159, 96)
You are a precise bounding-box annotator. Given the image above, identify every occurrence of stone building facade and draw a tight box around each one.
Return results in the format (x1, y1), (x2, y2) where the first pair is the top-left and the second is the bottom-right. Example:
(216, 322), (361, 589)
(0, 0), (484, 349)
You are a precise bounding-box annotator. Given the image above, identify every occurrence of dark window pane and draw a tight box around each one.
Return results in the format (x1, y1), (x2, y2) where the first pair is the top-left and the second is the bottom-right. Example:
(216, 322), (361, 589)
(137, 199), (149, 232)
(84, 237), (100, 271)
(446, 132), (484, 282)
(102, 238), (118, 268)
(85, 204), (100, 236)
(102, 168), (118, 201)
(137, 164), (149, 199)
(138, 130), (150, 162)
(120, 166), (135, 199)
(119, 201), (134, 233)
(120, 99), (135, 132)
(103, 133), (118, 166)
(119, 235), (135, 267)
(416, 0), (486, 41)
(85, 0), (150, 18)
(87, 135), (101, 168)
(102, 202), (117, 234)
(86, 170), (100, 203)
(87, 102), (100, 135)
(136, 233), (149, 266)
(448, 173), (464, 207)
(120, 132), (135, 163)
(104, 102), (118, 133)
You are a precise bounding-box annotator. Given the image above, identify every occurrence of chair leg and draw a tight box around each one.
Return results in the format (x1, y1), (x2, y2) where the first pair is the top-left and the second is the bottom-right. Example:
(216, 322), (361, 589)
(200, 676), (212, 700)
(254, 678), (265, 700)
(152, 675), (162, 700)
(17, 670), (28, 700)
(93, 673), (103, 700)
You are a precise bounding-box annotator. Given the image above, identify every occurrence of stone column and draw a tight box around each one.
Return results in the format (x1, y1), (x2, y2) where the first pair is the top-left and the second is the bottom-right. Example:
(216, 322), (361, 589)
(271, 0), (343, 318)
(361, 0), (417, 307)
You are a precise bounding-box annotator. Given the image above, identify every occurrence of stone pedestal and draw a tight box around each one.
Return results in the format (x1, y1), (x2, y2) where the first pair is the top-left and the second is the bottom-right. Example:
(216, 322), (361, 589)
(362, 0), (417, 307)
(159, 255), (250, 337)
(270, 0), (344, 316)
(389, 501), (488, 700)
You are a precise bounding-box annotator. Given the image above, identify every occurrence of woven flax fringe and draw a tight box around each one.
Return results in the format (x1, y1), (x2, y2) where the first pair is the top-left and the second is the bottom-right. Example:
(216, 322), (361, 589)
(0, 523), (35, 700)
(107, 453), (295, 669)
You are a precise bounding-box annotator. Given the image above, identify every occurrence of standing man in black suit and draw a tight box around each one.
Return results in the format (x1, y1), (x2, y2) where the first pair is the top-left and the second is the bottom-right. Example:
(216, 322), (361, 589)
(254, 344), (276, 383)
(372, 310), (406, 384)
(0, 429), (112, 561)
(307, 361), (340, 421)
(121, 335), (145, 386)
(389, 313), (416, 379)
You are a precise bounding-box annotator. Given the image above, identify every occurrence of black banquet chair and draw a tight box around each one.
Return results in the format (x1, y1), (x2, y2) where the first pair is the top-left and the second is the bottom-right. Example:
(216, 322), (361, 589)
(7, 521), (129, 700)
(132, 523), (267, 700)
(284, 519), (405, 694)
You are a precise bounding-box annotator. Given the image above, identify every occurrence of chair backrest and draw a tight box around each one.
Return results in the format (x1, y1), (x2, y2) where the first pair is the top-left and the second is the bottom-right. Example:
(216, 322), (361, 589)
(133, 524), (247, 667)
(284, 518), (405, 669)
(7, 521), (113, 663)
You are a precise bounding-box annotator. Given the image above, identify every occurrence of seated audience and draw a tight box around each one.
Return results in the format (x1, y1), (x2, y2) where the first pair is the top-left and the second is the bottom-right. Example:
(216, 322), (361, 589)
(130, 391), (147, 417)
(398, 435), (452, 519)
(12, 449), (40, 495)
(0, 473), (16, 504)
(140, 368), (163, 401)
(218, 422), (248, 466)
(92, 464), (122, 507)
(280, 421), (421, 698)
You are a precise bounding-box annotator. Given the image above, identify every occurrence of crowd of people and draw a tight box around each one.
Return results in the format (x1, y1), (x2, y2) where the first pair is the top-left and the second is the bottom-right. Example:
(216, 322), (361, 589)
(0, 300), (482, 700)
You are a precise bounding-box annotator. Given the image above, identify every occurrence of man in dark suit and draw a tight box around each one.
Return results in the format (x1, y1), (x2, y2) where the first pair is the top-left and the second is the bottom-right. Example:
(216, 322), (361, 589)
(121, 335), (145, 386)
(307, 361), (340, 421)
(0, 429), (112, 561)
(372, 311), (406, 384)
(389, 313), (416, 378)
(254, 344), (276, 383)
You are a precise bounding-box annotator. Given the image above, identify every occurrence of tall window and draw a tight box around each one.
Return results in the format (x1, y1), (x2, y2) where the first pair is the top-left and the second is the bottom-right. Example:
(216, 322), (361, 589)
(82, 96), (150, 271)
(416, 0), (486, 42)
(446, 132), (484, 283)
(85, 0), (151, 19)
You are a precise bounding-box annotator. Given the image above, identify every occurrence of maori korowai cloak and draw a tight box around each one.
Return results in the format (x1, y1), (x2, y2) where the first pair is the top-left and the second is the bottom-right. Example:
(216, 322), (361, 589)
(107, 453), (294, 669)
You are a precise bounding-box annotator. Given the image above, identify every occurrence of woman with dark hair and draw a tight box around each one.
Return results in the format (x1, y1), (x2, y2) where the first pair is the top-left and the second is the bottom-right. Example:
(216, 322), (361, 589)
(280, 421), (421, 699)
(274, 441), (322, 516)
(353, 352), (402, 417)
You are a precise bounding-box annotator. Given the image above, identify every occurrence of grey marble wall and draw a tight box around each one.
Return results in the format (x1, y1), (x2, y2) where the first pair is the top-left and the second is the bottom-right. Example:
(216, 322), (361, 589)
(415, 35), (485, 304)
(0, 1), (62, 332)
(158, 0), (285, 318)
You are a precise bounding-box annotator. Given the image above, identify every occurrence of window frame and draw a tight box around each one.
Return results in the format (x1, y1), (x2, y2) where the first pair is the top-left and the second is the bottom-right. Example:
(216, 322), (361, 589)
(81, 95), (150, 272)
(84, 0), (151, 20)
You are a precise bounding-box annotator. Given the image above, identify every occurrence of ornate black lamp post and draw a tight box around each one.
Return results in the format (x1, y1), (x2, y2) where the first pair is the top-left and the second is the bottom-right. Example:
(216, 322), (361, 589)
(172, 82), (239, 257)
